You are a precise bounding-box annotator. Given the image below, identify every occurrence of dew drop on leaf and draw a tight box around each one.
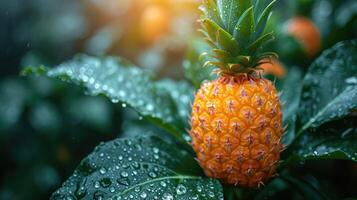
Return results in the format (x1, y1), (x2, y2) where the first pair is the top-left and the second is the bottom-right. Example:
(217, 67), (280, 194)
(176, 184), (187, 195)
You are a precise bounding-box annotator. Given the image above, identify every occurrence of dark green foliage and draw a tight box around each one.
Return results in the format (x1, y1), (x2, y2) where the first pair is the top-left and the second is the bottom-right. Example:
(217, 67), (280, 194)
(51, 136), (223, 200)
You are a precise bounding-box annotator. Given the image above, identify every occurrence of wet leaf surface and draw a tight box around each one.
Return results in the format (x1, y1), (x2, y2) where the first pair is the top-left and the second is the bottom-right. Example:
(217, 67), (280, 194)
(50, 136), (223, 200)
(298, 40), (357, 132)
(23, 55), (193, 142)
(291, 117), (357, 162)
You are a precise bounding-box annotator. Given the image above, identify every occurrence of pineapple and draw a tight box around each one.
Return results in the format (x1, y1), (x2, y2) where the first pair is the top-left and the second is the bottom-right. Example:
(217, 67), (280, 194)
(189, 0), (283, 188)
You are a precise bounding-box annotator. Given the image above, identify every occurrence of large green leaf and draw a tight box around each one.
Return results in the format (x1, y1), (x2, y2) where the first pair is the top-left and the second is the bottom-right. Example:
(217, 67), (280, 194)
(50, 136), (223, 200)
(283, 40), (357, 164)
(288, 117), (357, 163)
(297, 40), (357, 135)
(23, 55), (192, 143)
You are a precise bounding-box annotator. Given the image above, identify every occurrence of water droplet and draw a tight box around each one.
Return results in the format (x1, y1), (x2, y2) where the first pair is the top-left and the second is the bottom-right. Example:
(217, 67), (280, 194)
(99, 178), (112, 188)
(208, 191), (215, 197)
(111, 98), (119, 103)
(148, 172), (157, 178)
(176, 184), (187, 195)
(99, 167), (107, 174)
(146, 104), (154, 111)
(153, 147), (159, 154)
(162, 193), (173, 200)
(140, 192), (147, 199)
(117, 177), (130, 186)
(160, 181), (167, 187)
(94, 181), (100, 188)
(121, 171), (129, 177)
(196, 185), (202, 192)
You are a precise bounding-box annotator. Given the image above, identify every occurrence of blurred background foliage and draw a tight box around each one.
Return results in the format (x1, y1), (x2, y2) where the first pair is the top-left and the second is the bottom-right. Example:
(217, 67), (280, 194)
(0, 0), (356, 199)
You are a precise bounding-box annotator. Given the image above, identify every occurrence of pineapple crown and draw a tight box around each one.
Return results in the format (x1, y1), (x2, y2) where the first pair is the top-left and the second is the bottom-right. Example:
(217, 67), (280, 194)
(199, 0), (277, 75)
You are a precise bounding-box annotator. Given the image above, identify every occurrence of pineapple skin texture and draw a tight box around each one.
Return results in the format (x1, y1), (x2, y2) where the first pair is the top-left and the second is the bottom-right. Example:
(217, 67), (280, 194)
(190, 75), (283, 188)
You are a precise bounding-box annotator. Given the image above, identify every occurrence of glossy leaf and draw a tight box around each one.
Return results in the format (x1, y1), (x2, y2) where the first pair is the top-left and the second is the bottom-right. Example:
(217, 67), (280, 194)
(254, 0), (276, 38)
(23, 55), (192, 143)
(233, 6), (255, 43)
(297, 40), (357, 135)
(217, 0), (240, 33)
(50, 136), (223, 200)
(290, 117), (357, 162)
(200, 0), (224, 27)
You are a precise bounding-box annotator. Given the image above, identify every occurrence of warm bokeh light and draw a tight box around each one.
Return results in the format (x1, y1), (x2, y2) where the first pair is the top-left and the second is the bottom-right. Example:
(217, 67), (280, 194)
(140, 5), (170, 43)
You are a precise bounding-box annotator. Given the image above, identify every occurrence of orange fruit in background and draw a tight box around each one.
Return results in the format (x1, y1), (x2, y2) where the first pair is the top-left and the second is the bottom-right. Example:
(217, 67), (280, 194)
(260, 59), (286, 78)
(286, 16), (321, 58)
(140, 5), (170, 44)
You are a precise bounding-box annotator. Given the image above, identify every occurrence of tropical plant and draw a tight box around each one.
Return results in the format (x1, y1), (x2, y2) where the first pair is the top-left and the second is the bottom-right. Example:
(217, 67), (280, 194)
(22, 0), (357, 199)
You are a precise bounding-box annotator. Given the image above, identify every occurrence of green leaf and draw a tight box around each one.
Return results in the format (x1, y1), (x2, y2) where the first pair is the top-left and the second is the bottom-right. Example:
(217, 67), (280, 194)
(289, 117), (357, 162)
(233, 6), (255, 45)
(200, 0), (224, 27)
(248, 32), (274, 53)
(217, 0), (239, 33)
(183, 38), (216, 89)
(50, 136), (223, 200)
(254, 0), (276, 39)
(201, 19), (239, 53)
(297, 40), (357, 135)
(156, 79), (194, 130)
(278, 67), (303, 146)
(280, 173), (328, 200)
(22, 55), (192, 143)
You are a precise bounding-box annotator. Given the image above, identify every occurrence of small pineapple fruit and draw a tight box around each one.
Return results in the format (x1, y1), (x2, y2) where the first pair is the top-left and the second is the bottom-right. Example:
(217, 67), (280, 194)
(189, 0), (283, 188)
(286, 16), (321, 58)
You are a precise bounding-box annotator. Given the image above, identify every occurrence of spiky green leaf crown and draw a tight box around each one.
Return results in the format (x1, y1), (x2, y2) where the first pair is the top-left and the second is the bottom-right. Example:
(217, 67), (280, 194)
(199, 0), (277, 75)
